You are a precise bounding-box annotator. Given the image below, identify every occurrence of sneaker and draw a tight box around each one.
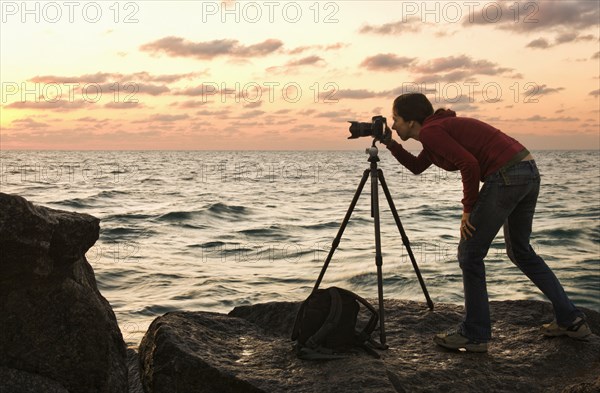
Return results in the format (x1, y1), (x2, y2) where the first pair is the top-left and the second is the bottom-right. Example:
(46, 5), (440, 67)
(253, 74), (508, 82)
(541, 316), (592, 339)
(433, 329), (488, 353)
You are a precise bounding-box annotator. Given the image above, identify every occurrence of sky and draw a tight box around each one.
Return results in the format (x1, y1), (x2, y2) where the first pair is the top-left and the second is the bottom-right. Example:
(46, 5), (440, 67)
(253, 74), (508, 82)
(0, 0), (599, 150)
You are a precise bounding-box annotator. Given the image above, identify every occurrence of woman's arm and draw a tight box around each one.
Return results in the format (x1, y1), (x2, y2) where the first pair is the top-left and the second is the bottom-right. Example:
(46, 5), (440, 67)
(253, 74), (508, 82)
(386, 140), (432, 174)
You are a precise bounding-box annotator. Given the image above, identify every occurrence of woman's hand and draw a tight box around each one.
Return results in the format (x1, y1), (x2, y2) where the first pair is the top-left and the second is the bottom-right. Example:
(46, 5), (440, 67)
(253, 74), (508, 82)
(377, 126), (393, 146)
(460, 212), (476, 240)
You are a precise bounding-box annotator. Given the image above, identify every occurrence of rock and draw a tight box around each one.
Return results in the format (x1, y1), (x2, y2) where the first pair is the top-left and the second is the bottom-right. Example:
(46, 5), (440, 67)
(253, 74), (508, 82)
(375, 299), (600, 393)
(561, 376), (600, 393)
(0, 367), (69, 393)
(139, 308), (396, 393)
(0, 193), (128, 393)
(140, 298), (600, 393)
(128, 349), (145, 393)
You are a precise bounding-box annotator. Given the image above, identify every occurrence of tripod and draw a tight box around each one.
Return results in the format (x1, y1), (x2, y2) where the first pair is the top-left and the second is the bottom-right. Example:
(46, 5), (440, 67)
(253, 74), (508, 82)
(312, 141), (434, 348)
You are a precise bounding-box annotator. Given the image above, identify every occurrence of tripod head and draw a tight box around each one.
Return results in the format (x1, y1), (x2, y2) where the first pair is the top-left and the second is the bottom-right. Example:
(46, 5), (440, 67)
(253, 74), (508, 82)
(365, 140), (380, 163)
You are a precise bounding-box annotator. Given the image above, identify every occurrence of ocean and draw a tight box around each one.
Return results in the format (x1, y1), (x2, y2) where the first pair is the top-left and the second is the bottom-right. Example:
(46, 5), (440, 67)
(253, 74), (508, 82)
(1, 150), (599, 346)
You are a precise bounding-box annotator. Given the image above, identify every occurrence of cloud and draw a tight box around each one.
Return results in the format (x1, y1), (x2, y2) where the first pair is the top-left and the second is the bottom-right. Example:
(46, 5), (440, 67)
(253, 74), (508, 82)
(140, 36), (283, 59)
(76, 117), (100, 122)
(527, 33), (596, 49)
(589, 90), (600, 97)
(446, 102), (479, 112)
(288, 124), (317, 133)
(23, 74), (174, 98)
(524, 115), (579, 122)
(132, 84), (169, 96)
(537, 85), (565, 96)
(244, 101), (263, 109)
(266, 55), (326, 73)
(315, 111), (348, 118)
(170, 100), (208, 109)
(462, 1), (599, 52)
(232, 110), (265, 119)
(324, 43), (348, 51)
(360, 54), (513, 78)
(31, 71), (200, 84)
(312, 89), (392, 103)
(173, 84), (270, 103)
(104, 102), (143, 109)
(555, 32), (586, 44)
(11, 117), (49, 128)
(593, 51), (600, 59)
(297, 109), (317, 116)
(526, 38), (550, 49)
(413, 71), (474, 84)
(337, 89), (388, 99)
(329, 86), (489, 101)
(30, 72), (113, 83)
(5, 100), (91, 111)
(359, 18), (422, 35)
(134, 114), (190, 123)
(173, 84), (218, 97)
(360, 54), (416, 71)
(463, 0), (599, 32)
(132, 71), (208, 83)
(403, 56), (514, 84)
(413, 55), (513, 76)
(195, 109), (230, 116)
(288, 42), (347, 55)
(287, 56), (325, 67)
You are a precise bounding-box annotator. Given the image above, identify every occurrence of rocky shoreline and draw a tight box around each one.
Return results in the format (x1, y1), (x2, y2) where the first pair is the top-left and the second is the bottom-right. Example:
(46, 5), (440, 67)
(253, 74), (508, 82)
(2, 193), (599, 393)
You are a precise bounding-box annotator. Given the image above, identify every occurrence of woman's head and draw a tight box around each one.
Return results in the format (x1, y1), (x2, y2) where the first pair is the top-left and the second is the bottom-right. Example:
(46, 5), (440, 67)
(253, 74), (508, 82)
(392, 93), (434, 125)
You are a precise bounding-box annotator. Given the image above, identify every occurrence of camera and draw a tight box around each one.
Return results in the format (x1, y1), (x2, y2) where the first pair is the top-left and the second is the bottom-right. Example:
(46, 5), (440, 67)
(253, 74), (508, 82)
(348, 115), (387, 139)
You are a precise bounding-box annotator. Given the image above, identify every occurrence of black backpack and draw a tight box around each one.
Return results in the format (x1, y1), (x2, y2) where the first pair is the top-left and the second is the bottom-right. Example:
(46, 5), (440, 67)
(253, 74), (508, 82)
(291, 287), (380, 359)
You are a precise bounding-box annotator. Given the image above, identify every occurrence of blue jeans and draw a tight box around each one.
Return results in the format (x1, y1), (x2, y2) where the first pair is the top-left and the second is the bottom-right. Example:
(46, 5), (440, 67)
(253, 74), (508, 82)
(457, 160), (582, 342)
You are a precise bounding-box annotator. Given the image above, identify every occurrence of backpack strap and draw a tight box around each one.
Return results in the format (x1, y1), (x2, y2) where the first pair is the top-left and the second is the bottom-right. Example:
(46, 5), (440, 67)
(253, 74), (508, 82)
(290, 287), (344, 343)
(296, 346), (349, 360)
(290, 296), (308, 341)
(305, 287), (343, 348)
(333, 287), (379, 340)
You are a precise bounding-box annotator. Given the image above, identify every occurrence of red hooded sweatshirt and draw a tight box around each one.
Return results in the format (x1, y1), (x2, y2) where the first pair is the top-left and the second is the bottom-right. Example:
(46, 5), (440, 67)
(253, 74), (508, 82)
(387, 109), (526, 213)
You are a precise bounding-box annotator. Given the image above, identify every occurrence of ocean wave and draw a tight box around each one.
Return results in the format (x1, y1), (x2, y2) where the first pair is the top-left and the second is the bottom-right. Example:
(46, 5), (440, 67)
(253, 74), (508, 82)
(94, 190), (129, 199)
(537, 226), (589, 239)
(188, 241), (227, 248)
(134, 304), (180, 316)
(103, 212), (156, 221)
(96, 269), (141, 290)
(102, 227), (137, 236)
(141, 178), (165, 185)
(301, 221), (343, 230)
(238, 226), (279, 235)
(181, 223), (209, 230)
(207, 202), (249, 216)
(51, 198), (91, 209)
(156, 203), (250, 223)
(158, 211), (195, 221)
(100, 226), (155, 236)
(237, 226), (288, 240)
(348, 272), (378, 286)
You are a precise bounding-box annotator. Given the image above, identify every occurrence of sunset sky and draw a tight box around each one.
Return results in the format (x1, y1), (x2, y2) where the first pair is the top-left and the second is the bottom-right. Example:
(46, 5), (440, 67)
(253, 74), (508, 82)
(1, 0), (599, 150)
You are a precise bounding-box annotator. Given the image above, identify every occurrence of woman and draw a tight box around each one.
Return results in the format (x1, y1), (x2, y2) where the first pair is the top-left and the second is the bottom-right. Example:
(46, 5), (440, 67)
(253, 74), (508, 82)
(381, 93), (590, 352)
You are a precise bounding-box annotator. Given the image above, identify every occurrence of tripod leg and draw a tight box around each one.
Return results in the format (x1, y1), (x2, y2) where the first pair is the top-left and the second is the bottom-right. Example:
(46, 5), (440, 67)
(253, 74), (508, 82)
(378, 169), (434, 310)
(371, 163), (388, 347)
(313, 169), (370, 292)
